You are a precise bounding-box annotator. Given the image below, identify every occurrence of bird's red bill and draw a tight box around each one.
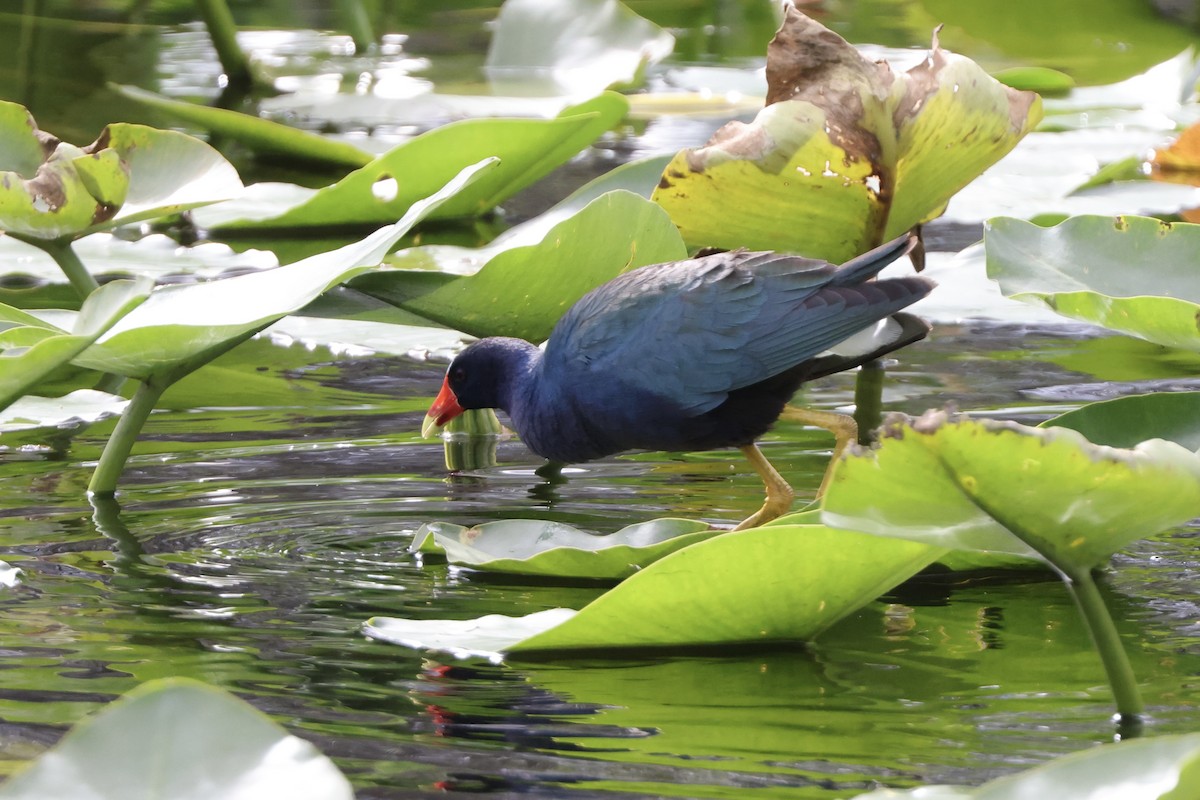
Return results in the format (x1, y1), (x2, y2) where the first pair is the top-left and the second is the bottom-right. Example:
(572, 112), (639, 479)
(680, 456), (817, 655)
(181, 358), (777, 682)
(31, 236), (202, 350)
(421, 376), (465, 437)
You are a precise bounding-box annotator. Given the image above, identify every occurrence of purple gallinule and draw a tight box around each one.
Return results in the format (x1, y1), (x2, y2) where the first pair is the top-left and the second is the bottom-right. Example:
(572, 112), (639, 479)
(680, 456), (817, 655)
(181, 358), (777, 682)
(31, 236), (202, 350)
(423, 233), (933, 529)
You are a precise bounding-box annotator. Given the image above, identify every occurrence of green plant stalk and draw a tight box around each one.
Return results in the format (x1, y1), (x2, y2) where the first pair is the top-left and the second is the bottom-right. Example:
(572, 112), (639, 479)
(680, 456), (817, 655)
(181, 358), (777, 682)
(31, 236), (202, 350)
(336, 0), (375, 52)
(194, 0), (254, 89)
(1061, 564), (1145, 725)
(852, 360), (884, 445)
(88, 378), (167, 497)
(38, 238), (99, 300)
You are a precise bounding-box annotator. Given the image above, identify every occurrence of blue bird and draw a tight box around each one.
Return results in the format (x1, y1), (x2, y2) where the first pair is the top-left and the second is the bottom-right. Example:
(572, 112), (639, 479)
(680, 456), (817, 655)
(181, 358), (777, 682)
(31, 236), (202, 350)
(423, 233), (933, 529)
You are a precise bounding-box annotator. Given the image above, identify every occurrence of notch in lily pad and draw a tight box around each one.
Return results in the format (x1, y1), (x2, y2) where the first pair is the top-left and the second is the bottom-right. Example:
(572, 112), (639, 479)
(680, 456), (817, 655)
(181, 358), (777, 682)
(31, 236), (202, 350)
(822, 408), (1200, 728)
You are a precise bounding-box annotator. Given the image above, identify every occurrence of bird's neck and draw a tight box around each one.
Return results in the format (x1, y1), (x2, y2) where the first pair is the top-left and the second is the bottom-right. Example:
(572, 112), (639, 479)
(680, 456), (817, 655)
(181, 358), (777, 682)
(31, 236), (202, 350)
(489, 338), (543, 417)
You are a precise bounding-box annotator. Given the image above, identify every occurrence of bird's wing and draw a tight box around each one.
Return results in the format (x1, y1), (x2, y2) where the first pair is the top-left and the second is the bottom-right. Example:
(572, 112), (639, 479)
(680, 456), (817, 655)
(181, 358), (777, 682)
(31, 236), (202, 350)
(545, 236), (931, 416)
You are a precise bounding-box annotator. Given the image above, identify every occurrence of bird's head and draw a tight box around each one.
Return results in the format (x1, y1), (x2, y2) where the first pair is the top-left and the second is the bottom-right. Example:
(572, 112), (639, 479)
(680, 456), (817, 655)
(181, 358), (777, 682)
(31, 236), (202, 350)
(421, 338), (533, 438)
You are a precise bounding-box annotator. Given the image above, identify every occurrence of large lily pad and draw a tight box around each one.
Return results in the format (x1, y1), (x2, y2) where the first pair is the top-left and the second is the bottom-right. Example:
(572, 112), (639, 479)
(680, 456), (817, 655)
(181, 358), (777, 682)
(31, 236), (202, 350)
(0, 102), (241, 241)
(415, 517), (718, 579)
(374, 153), (672, 274)
(367, 523), (941, 655)
(1045, 392), (1200, 450)
(822, 409), (1200, 568)
(0, 678), (353, 800)
(985, 215), (1200, 351)
(349, 189), (687, 341)
(71, 160), (495, 380)
(485, 0), (674, 96)
(193, 93), (628, 231)
(651, 9), (1041, 261)
(0, 278), (152, 409)
(853, 732), (1200, 800)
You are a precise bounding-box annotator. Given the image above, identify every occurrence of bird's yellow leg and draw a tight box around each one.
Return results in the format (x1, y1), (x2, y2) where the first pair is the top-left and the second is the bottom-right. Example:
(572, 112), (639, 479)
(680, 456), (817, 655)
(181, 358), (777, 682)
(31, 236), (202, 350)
(732, 444), (795, 531)
(778, 406), (858, 499)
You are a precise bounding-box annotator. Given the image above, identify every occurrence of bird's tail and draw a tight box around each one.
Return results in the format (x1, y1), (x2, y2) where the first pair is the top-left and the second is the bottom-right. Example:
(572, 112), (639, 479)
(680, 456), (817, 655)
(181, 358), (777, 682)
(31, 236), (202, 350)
(830, 232), (919, 286)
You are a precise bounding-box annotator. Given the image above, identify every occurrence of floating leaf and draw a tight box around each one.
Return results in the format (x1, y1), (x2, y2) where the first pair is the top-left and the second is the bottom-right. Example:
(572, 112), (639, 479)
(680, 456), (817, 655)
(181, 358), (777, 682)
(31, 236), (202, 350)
(349, 189), (687, 341)
(0, 278), (152, 410)
(0, 389), (128, 434)
(112, 84), (373, 169)
(0, 678), (353, 800)
(421, 517), (718, 579)
(485, 0), (674, 96)
(1044, 392), (1200, 450)
(985, 215), (1200, 351)
(366, 609), (578, 663)
(852, 732), (1200, 800)
(652, 9), (1040, 261)
(822, 409), (1200, 568)
(71, 160), (495, 380)
(194, 94), (628, 231)
(0, 231), (278, 290)
(991, 66), (1075, 94)
(368, 524), (940, 655)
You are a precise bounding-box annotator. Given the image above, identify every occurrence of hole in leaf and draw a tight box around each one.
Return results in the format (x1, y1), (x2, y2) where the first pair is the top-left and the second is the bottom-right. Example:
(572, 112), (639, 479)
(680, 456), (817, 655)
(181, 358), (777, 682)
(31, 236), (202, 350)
(372, 174), (399, 203)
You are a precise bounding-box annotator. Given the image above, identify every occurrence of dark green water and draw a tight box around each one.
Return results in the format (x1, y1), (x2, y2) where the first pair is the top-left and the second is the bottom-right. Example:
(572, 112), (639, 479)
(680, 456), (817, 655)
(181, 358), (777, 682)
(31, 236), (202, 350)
(2, 1), (1199, 797)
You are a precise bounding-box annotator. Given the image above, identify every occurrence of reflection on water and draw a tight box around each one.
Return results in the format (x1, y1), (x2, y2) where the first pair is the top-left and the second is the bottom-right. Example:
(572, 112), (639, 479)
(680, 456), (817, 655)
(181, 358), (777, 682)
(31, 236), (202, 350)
(1, 324), (1198, 797)
(2, 0), (1200, 795)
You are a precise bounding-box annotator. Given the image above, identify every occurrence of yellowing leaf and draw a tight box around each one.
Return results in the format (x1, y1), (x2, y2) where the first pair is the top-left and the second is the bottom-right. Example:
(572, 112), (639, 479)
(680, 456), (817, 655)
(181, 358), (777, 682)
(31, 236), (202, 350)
(652, 9), (1041, 261)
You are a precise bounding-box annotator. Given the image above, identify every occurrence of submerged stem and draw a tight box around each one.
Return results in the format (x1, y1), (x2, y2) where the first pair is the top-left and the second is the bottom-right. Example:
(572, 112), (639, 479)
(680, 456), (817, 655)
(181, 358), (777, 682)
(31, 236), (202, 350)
(88, 378), (167, 497)
(1062, 565), (1145, 730)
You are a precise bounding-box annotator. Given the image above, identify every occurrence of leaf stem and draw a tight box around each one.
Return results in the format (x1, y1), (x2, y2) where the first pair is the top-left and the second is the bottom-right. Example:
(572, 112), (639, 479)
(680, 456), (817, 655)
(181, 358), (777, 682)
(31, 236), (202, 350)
(88, 378), (166, 497)
(39, 239), (99, 300)
(1062, 565), (1146, 729)
(852, 360), (884, 445)
(194, 0), (254, 90)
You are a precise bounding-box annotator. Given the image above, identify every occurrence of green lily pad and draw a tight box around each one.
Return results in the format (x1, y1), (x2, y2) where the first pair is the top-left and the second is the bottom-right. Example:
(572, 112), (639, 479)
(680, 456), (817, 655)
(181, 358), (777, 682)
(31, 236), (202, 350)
(651, 9), (1040, 261)
(349, 189), (687, 340)
(0, 389), (128, 434)
(822, 409), (1200, 568)
(853, 732), (1200, 800)
(0, 102), (242, 242)
(99, 123), (243, 230)
(985, 215), (1200, 351)
(112, 84), (373, 169)
(0, 278), (152, 409)
(193, 93), (628, 231)
(71, 160), (495, 380)
(485, 0), (674, 96)
(992, 66), (1075, 94)
(377, 153), (672, 273)
(1044, 392), (1200, 450)
(419, 517), (718, 579)
(368, 524), (942, 655)
(0, 678), (353, 800)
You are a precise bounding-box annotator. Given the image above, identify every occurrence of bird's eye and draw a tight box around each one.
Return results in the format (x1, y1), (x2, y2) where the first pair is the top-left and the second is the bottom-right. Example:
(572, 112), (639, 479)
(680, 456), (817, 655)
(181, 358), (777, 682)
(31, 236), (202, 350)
(450, 366), (466, 383)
